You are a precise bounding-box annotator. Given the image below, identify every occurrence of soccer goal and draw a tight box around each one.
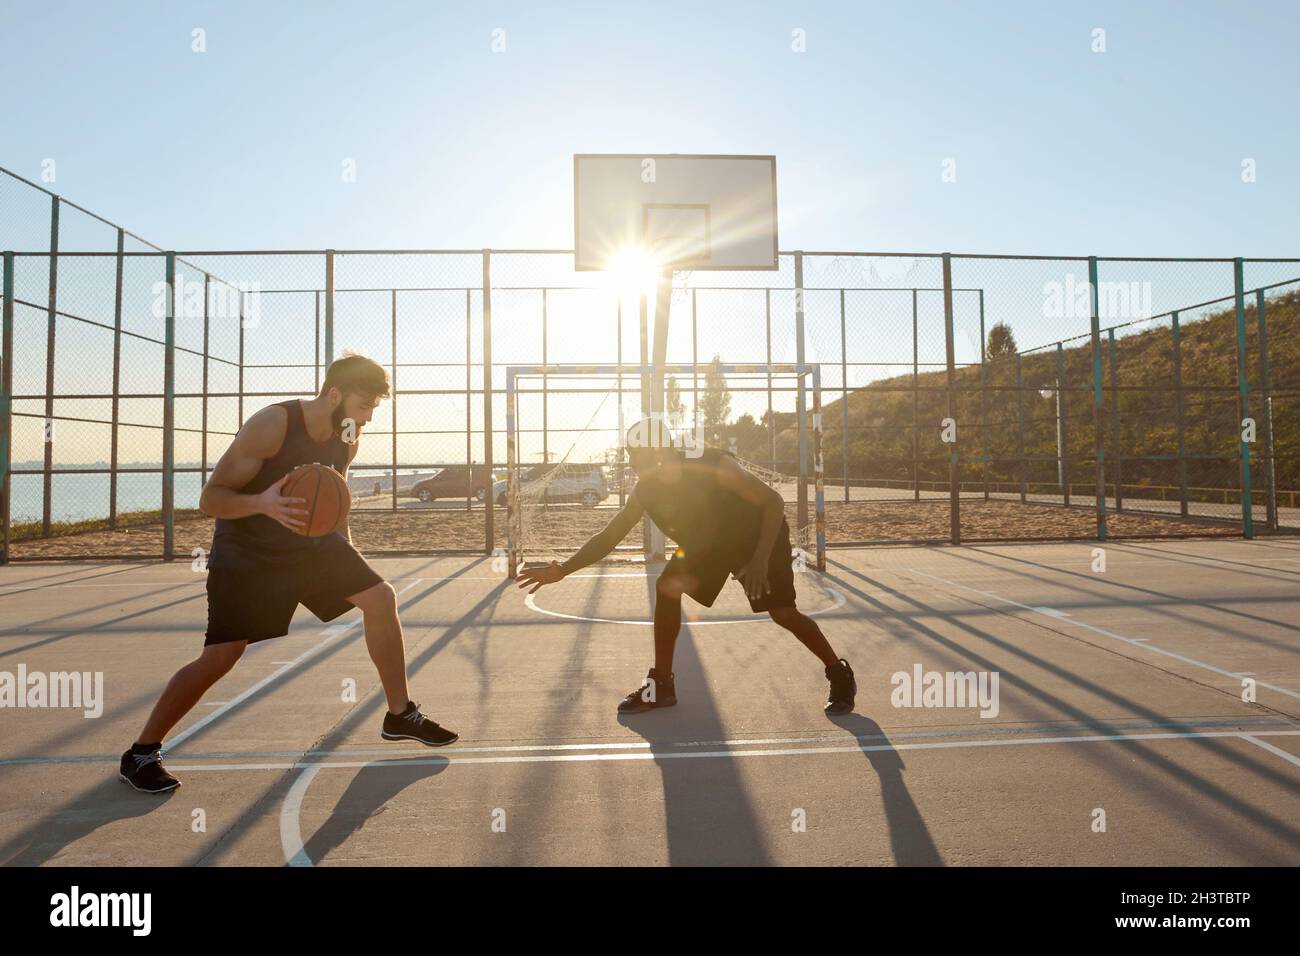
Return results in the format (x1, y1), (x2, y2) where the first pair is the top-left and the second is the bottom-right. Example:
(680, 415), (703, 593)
(503, 362), (825, 578)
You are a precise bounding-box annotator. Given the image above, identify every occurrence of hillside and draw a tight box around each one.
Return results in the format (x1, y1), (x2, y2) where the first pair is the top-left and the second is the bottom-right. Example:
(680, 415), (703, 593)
(740, 290), (1299, 494)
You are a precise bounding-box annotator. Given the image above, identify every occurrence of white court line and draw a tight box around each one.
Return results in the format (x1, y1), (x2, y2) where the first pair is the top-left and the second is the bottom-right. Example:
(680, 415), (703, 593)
(169, 728), (1300, 774)
(280, 763), (321, 868)
(899, 568), (1300, 703)
(525, 582), (847, 626)
(0, 573), (494, 594)
(4, 716), (1292, 768)
(165, 578), (424, 750)
(1241, 735), (1300, 768)
(272, 728), (1300, 866)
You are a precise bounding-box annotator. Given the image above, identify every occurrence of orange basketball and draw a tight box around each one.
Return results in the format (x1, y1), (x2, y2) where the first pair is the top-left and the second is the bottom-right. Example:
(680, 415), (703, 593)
(281, 463), (351, 537)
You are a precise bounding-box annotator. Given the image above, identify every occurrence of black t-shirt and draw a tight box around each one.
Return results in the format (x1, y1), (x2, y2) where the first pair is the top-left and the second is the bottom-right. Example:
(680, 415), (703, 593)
(632, 448), (764, 569)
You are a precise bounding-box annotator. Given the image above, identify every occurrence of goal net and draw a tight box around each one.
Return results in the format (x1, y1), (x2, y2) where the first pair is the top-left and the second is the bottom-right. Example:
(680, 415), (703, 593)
(504, 363), (825, 577)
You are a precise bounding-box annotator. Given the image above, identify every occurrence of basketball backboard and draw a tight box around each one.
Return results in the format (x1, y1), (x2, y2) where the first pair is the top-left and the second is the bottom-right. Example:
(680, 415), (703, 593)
(573, 154), (778, 271)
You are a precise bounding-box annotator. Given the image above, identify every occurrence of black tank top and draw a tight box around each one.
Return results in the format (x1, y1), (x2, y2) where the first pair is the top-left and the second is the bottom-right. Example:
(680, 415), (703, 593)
(633, 448), (765, 567)
(208, 400), (350, 568)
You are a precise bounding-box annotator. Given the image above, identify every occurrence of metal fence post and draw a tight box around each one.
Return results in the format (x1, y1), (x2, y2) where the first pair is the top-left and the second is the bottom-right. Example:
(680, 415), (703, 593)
(110, 229), (124, 529)
(1088, 256), (1107, 540)
(237, 290), (245, 426)
(163, 253), (176, 560)
(913, 289), (920, 502)
(1, 252), (13, 564)
(840, 288), (848, 502)
(1057, 342), (1069, 507)
(1015, 350), (1026, 502)
(1256, 289), (1276, 530)
(812, 365), (825, 570)
(1233, 258), (1253, 538)
(765, 288), (774, 472)
(1172, 310), (1188, 516)
(691, 287), (699, 430)
(390, 289), (398, 512)
(506, 367), (517, 576)
(466, 287), (473, 512)
(616, 297), (624, 506)
(42, 195), (58, 538)
(324, 250), (335, 365)
(795, 252), (808, 533)
(979, 288), (989, 499)
(201, 274), (210, 489)
(1108, 327), (1121, 511)
(542, 288), (548, 464)
(482, 250), (494, 554)
(314, 290), (321, 393)
(943, 254), (960, 544)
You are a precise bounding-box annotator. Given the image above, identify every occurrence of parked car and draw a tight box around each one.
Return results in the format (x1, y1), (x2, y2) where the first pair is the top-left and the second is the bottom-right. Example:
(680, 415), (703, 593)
(493, 463), (609, 508)
(407, 466), (493, 503)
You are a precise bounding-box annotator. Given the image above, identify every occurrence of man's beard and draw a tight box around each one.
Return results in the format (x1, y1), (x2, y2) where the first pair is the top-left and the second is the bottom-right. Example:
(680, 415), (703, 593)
(331, 403), (349, 437)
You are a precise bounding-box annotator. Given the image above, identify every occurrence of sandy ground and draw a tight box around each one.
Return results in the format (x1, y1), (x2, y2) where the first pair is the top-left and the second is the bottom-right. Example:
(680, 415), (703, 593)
(3, 498), (1257, 560)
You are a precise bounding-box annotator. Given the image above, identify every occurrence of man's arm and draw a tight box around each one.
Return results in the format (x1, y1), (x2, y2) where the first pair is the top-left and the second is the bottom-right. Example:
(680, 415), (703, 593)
(557, 495), (645, 574)
(515, 495), (644, 592)
(200, 406), (308, 531)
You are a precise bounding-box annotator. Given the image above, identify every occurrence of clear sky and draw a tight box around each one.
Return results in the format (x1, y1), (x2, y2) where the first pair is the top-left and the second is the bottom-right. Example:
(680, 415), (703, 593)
(6, 0), (1298, 257)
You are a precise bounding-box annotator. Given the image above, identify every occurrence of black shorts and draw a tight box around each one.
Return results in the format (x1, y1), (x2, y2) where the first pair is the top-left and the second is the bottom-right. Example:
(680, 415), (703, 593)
(204, 536), (385, 646)
(660, 521), (798, 613)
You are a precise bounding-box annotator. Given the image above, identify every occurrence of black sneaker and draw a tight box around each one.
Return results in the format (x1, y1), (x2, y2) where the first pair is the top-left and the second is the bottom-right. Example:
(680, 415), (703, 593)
(381, 701), (459, 746)
(119, 747), (180, 794)
(824, 659), (856, 715)
(618, 668), (677, 714)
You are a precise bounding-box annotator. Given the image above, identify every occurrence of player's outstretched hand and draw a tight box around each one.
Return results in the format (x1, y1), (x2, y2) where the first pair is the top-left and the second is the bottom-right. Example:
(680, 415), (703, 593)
(517, 560), (567, 594)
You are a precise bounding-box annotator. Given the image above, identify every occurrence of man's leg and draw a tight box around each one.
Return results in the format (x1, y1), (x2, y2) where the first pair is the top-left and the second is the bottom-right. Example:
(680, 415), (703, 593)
(769, 605), (840, 668)
(346, 579), (458, 745)
(653, 573), (691, 674)
(617, 571), (695, 713)
(345, 580), (411, 714)
(135, 640), (247, 746)
(770, 605), (856, 714)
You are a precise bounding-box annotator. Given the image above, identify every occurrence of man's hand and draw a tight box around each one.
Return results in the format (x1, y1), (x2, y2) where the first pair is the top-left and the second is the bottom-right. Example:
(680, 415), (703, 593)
(734, 555), (771, 601)
(256, 474), (309, 533)
(517, 560), (567, 594)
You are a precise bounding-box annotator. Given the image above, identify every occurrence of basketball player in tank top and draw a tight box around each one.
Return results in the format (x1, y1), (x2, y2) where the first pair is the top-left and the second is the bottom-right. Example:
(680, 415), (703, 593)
(517, 417), (857, 716)
(120, 354), (458, 794)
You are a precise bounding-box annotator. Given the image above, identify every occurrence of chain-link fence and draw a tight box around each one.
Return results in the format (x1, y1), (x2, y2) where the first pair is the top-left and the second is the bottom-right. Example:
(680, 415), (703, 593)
(2, 170), (1297, 560)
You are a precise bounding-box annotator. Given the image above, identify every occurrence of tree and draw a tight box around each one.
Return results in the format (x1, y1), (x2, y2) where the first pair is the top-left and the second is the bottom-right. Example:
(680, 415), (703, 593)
(986, 322), (1018, 359)
(699, 354), (732, 440)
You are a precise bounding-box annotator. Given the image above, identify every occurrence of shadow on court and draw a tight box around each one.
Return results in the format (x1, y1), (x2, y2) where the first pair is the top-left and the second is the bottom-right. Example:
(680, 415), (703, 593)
(189, 569), (505, 865)
(828, 713), (945, 866)
(0, 776), (174, 867)
(824, 560), (1300, 862)
(298, 760), (450, 866)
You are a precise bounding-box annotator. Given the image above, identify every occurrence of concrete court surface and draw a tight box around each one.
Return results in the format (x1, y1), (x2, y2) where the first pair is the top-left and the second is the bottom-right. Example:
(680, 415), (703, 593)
(0, 537), (1298, 867)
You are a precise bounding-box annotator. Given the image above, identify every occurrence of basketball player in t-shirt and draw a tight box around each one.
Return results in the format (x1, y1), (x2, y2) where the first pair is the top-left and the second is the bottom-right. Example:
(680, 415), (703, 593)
(516, 418), (856, 715)
(120, 353), (458, 793)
